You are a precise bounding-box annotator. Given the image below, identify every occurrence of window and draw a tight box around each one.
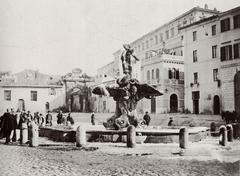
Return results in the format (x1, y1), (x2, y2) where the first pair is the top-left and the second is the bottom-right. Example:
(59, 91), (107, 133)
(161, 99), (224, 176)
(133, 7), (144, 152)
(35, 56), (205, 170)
(220, 45), (232, 61)
(142, 43), (145, 50)
(152, 69), (154, 79)
(234, 43), (240, 59)
(160, 33), (163, 42)
(156, 68), (160, 80)
(165, 30), (169, 40)
(171, 27), (174, 37)
(212, 25), (216, 36)
(31, 91), (37, 101)
(176, 69), (179, 79)
(177, 24), (181, 34)
(168, 69), (173, 79)
(213, 69), (218, 81)
(194, 72), (198, 84)
(155, 35), (158, 44)
(146, 40), (149, 48)
(4, 90), (11, 101)
(193, 31), (197, 41)
(233, 14), (240, 29)
(147, 70), (150, 80)
(150, 38), (153, 46)
(168, 68), (179, 79)
(193, 50), (198, 62)
(221, 18), (230, 32)
(181, 35), (184, 40)
(145, 52), (149, 59)
(212, 45), (217, 58)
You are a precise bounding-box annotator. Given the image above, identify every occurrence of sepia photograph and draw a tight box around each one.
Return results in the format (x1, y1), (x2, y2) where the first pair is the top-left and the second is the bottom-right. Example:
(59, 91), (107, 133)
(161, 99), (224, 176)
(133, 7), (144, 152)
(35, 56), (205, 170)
(0, 0), (240, 175)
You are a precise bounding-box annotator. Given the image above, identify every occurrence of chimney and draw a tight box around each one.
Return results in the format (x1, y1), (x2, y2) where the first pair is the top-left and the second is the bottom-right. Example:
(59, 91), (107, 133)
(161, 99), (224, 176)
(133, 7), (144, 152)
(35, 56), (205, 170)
(204, 4), (208, 9)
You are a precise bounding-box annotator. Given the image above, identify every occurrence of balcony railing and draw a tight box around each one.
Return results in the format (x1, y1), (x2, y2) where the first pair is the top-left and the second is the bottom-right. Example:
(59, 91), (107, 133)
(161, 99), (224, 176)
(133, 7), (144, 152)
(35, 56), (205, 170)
(145, 79), (184, 85)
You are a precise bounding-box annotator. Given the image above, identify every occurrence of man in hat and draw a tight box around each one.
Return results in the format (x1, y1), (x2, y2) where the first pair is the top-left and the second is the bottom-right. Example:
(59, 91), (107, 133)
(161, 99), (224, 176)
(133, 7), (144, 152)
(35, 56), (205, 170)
(168, 117), (174, 126)
(0, 109), (15, 144)
(143, 111), (151, 126)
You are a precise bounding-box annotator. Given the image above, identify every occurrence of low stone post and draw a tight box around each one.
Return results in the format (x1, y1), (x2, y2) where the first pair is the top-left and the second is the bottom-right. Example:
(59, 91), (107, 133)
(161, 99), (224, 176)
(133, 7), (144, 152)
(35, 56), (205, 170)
(226, 124), (233, 142)
(127, 125), (136, 148)
(210, 122), (217, 136)
(76, 125), (86, 147)
(232, 123), (240, 139)
(20, 122), (28, 144)
(29, 122), (39, 147)
(219, 125), (227, 146)
(179, 127), (188, 149)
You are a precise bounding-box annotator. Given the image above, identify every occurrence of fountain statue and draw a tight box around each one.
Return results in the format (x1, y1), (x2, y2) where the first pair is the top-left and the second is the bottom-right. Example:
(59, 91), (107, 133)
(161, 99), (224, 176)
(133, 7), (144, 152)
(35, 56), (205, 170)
(92, 44), (163, 129)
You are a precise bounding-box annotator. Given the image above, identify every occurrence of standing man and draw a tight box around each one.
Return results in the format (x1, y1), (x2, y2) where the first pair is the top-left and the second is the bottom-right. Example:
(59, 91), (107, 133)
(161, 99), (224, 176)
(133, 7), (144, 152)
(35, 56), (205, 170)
(91, 112), (95, 125)
(57, 110), (63, 126)
(143, 111), (151, 126)
(0, 109), (15, 144)
(45, 111), (52, 126)
(10, 109), (18, 142)
(66, 113), (74, 126)
(168, 117), (174, 126)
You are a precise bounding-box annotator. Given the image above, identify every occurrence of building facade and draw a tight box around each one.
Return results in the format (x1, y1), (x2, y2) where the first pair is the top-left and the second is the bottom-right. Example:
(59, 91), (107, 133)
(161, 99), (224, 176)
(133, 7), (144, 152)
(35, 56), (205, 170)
(0, 69), (64, 113)
(139, 54), (184, 113)
(95, 5), (219, 114)
(181, 6), (240, 114)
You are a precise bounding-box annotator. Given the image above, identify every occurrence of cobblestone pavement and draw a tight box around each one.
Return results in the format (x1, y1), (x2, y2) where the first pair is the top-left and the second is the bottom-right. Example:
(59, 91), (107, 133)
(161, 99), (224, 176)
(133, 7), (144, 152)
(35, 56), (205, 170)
(0, 138), (239, 176)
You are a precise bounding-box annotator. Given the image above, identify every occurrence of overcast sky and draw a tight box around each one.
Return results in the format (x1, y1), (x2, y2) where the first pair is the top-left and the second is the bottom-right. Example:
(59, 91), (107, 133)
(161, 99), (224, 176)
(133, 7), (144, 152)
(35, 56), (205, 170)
(0, 0), (239, 76)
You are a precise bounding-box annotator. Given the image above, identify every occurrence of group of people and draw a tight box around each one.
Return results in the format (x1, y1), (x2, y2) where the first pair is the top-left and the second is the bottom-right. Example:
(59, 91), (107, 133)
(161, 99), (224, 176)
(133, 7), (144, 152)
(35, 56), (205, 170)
(56, 111), (74, 126)
(0, 109), (54, 144)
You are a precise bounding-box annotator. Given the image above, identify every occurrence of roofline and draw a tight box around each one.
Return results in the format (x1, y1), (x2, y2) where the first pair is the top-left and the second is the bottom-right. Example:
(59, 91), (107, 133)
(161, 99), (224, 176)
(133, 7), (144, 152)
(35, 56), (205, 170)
(97, 61), (115, 71)
(179, 6), (240, 30)
(219, 6), (240, 17)
(130, 7), (219, 45)
(179, 15), (218, 30)
(0, 85), (63, 88)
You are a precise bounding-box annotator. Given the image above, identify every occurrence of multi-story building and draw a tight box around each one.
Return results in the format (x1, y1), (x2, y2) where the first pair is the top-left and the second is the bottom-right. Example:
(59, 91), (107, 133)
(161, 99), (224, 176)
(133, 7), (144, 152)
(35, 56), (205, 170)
(0, 69), (64, 113)
(139, 53), (184, 113)
(181, 6), (240, 114)
(95, 5), (219, 114)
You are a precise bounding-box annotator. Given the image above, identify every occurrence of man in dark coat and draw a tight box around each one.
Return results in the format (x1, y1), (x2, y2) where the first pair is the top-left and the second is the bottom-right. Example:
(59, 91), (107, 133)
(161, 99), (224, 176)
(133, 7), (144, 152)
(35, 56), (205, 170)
(143, 111), (151, 126)
(45, 111), (52, 126)
(91, 112), (95, 125)
(66, 113), (74, 125)
(0, 109), (15, 144)
(57, 110), (63, 125)
(10, 109), (18, 142)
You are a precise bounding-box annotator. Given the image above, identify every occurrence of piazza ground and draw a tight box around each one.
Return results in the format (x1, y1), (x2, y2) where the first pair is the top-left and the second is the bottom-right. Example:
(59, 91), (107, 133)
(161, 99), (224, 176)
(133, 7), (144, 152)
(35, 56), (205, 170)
(0, 113), (239, 175)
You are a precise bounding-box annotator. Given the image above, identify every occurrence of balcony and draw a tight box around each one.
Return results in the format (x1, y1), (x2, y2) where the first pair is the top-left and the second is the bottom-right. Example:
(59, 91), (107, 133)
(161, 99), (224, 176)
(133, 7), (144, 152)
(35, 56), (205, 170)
(145, 79), (184, 86)
(143, 53), (183, 65)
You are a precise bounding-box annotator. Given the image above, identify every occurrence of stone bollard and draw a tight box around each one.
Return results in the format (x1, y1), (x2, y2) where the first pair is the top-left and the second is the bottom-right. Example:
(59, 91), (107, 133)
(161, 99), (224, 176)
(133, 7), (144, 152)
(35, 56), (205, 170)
(210, 122), (217, 136)
(20, 122), (28, 144)
(29, 122), (39, 147)
(226, 124), (233, 142)
(76, 125), (86, 147)
(232, 123), (240, 139)
(179, 127), (188, 149)
(127, 125), (136, 148)
(219, 125), (227, 146)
